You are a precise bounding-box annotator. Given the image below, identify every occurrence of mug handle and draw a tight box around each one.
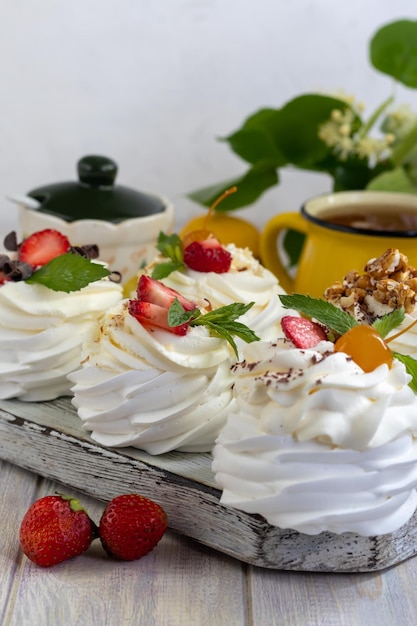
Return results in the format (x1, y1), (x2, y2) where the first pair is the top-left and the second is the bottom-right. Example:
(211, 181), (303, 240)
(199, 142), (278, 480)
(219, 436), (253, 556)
(260, 212), (308, 293)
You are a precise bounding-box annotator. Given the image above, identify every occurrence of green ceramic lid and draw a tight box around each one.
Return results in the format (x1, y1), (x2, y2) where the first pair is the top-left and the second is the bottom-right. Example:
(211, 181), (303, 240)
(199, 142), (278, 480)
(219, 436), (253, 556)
(27, 155), (166, 223)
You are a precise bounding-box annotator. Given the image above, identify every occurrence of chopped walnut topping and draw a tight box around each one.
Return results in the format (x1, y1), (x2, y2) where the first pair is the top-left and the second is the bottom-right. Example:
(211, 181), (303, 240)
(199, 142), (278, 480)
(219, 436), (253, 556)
(364, 249), (408, 278)
(323, 248), (417, 320)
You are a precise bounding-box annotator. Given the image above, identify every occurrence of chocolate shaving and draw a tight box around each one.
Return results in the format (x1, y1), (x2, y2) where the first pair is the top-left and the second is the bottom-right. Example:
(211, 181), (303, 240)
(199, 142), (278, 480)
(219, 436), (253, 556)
(3, 231), (18, 252)
(3, 260), (33, 281)
(0, 254), (11, 269)
(69, 244), (100, 259)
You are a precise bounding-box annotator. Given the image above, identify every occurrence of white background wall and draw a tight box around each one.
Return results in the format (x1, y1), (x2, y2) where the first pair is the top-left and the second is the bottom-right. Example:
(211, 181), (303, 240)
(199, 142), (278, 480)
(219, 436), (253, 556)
(1, 0), (417, 235)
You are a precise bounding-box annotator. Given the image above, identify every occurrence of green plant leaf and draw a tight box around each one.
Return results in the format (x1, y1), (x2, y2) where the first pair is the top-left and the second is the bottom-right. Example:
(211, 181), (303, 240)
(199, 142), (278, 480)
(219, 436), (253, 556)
(279, 294), (357, 335)
(407, 160), (417, 186)
(187, 162), (279, 211)
(366, 167), (417, 193)
(370, 20), (417, 88)
(26, 254), (110, 292)
(220, 94), (362, 173)
(282, 229), (305, 268)
(390, 120), (417, 167)
(222, 108), (289, 166)
(331, 159), (374, 191)
(186, 20), (417, 214)
(358, 96), (394, 139)
(270, 94), (361, 169)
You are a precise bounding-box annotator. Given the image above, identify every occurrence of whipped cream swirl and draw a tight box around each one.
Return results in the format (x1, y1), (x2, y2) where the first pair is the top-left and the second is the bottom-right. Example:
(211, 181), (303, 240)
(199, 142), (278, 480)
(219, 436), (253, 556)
(0, 277), (122, 401)
(69, 301), (235, 454)
(385, 312), (417, 357)
(213, 339), (417, 536)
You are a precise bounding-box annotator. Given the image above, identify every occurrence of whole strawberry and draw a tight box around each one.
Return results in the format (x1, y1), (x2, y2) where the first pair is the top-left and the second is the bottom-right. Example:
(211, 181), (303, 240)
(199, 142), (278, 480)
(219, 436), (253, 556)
(19, 494), (97, 567)
(99, 494), (167, 561)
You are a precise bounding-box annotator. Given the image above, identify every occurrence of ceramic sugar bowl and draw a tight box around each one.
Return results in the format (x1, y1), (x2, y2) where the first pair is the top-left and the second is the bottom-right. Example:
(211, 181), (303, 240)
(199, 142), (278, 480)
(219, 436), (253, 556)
(13, 155), (174, 283)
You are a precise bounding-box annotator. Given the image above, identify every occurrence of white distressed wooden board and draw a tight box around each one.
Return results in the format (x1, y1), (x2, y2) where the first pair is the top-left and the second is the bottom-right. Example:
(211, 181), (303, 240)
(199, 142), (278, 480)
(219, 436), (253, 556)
(1, 397), (417, 572)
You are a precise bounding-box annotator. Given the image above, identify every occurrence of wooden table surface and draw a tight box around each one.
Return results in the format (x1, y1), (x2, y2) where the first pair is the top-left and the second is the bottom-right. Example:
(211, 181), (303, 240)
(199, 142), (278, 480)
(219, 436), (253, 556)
(2, 461), (417, 625)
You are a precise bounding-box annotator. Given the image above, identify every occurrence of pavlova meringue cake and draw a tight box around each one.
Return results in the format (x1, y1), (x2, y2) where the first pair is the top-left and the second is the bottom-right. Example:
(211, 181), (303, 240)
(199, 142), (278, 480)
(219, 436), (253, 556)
(0, 229), (122, 401)
(213, 252), (417, 537)
(69, 274), (259, 454)
(131, 230), (294, 344)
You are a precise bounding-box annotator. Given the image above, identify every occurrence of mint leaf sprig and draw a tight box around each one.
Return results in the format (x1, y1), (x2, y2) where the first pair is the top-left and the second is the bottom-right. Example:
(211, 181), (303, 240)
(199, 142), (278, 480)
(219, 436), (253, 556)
(279, 294), (357, 335)
(279, 293), (407, 338)
(26, 254), (110, 292)
(168, 299), (260, 358)
(152, 232), (184, 279)
(372, 308), (406, 338)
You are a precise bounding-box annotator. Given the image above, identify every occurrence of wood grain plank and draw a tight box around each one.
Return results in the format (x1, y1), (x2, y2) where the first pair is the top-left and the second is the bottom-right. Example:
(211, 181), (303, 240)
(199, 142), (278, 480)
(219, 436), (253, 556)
(248, 558), (417, 625)
(6, 476), (248, 626)
(2, 398), (417, 572)
(0, 462), (40, 625)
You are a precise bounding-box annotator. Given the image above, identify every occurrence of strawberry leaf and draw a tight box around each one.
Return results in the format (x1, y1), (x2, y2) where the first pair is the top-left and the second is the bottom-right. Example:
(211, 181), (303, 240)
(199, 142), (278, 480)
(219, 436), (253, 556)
(279, 294), (357, 335)
(393, 352), (417, 393)
(26, 254), (110, 292)
(372, 308), (405, 338)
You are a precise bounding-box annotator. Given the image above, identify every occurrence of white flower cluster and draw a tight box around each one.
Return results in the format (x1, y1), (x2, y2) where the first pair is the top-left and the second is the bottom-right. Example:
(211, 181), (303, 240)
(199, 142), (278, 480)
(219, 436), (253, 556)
(318, 104), (395, 165)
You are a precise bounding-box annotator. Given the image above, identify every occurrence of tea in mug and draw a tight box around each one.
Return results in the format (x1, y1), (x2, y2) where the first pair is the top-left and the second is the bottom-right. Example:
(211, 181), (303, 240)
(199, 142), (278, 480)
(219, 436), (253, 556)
(320, 205), (417, 232)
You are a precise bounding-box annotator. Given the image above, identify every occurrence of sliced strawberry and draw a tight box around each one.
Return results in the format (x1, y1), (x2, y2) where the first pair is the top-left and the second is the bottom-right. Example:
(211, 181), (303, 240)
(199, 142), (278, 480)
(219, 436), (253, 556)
(131, 276), (197, 335)
(19, 229), (70, 267)
(281, 315), (327, 349)
(128, 300), (189, 335)
(137, 275), (196, 311)
(183, 237), (232, 273)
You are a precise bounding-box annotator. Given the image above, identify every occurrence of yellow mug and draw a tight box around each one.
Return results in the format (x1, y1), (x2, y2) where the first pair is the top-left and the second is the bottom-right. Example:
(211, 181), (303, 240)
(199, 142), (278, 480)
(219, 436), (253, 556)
(260, 190), (417, 297)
